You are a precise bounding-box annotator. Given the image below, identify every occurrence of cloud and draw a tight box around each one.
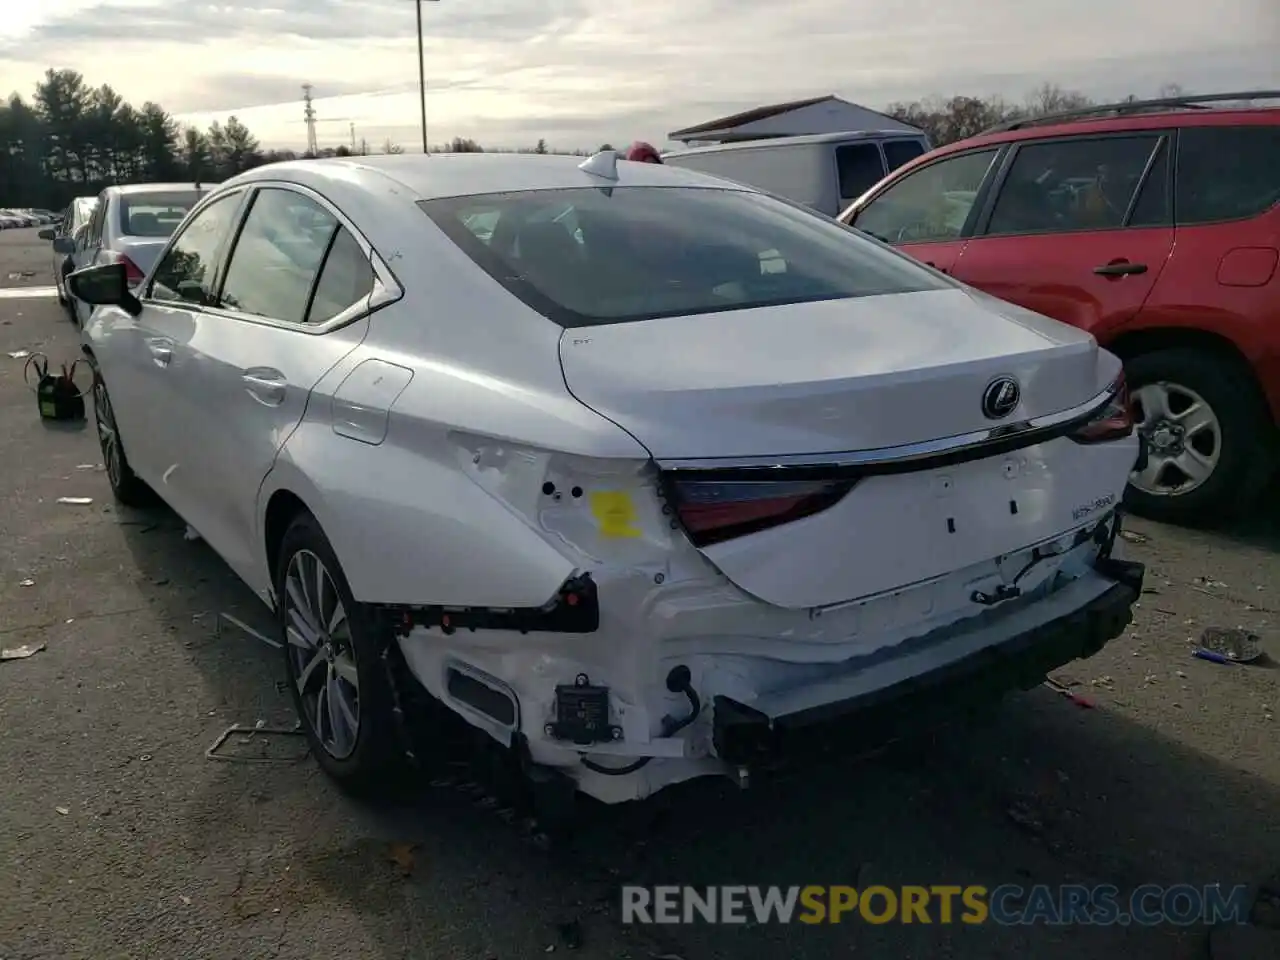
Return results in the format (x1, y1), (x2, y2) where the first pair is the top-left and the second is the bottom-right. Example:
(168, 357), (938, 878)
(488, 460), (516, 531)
(1, 0), (1276, 151)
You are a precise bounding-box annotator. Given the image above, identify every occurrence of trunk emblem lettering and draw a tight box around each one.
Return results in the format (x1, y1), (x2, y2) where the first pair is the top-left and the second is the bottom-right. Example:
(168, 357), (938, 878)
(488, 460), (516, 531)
(981, 376), (1021, 420)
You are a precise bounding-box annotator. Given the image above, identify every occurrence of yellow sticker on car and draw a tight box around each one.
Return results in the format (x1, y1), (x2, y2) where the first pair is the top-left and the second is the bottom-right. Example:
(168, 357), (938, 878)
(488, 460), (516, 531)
(589, 491), (642, 538)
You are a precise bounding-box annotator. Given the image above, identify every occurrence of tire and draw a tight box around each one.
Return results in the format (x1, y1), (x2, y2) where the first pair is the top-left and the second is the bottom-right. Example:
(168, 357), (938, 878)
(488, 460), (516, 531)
(1123, 348), (1277, 525)
(275, 511), (409, 794)
(90, 368), (156, 508)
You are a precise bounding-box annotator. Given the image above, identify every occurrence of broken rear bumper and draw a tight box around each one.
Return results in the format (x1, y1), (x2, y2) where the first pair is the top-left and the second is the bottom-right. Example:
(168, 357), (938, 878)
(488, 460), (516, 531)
(711, 556), (1144, 766)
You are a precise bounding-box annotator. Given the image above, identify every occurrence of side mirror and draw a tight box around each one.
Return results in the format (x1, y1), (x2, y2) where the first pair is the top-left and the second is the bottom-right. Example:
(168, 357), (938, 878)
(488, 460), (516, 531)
(67, 263), (142, 317)
(38, 227), (55, 241)
(52, 236), (76, 254)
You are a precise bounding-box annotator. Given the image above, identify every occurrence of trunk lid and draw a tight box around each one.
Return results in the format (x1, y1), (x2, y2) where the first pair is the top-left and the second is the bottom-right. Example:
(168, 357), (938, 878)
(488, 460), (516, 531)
(115, 237), (168, 277)
(560, 287), (1131, 610)
(558, 287), (1112, 461)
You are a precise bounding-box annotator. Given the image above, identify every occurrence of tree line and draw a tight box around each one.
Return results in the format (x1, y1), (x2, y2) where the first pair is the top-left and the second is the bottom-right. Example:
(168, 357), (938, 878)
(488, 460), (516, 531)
(0, 69), (598, 208)
(2, 69), (1202, 209)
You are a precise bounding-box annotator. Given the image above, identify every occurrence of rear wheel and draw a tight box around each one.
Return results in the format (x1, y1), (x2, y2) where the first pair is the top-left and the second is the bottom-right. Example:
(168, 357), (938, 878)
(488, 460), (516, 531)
(1123, 348), (1276, 525)
(276, 512), (409, 794)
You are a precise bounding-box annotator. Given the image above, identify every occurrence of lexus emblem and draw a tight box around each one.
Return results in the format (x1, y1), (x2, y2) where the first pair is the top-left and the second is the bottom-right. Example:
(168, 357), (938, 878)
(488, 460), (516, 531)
(981, 376), (1021, 420)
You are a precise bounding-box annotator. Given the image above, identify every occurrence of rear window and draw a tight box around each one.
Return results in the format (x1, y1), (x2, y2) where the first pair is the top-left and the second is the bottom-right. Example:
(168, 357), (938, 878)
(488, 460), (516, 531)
(119, 190), (206, 238)
(418, 186), (948, 328)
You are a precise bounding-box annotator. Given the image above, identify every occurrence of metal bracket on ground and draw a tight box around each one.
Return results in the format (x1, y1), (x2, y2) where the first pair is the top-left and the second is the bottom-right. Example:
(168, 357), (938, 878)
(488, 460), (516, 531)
(215, 611), (281, 649)
(205, 721), (308, 763)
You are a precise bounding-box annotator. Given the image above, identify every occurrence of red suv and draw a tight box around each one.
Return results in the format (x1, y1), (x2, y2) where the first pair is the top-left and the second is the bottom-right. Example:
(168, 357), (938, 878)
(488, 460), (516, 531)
(839, 91), (1280, 525)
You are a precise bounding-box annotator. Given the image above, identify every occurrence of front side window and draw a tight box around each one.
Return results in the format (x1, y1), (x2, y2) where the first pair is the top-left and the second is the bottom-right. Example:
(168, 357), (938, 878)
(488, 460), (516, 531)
(985, 135), (1162, 236)
(149, 193), (243, 305)
(218, 188), (340, 324)
(1176, 125), (1280, 225)
(836, 143), (887, 200)
(420, 186), (950, 328)
(850, 149), (999, 244)
(119, 189), (207, 239)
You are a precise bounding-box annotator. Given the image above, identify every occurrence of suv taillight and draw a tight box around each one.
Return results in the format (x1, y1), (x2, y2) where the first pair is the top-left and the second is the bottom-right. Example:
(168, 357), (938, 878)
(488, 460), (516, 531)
(664, 477), (855, 547)
(1070, 374), (1134, 444)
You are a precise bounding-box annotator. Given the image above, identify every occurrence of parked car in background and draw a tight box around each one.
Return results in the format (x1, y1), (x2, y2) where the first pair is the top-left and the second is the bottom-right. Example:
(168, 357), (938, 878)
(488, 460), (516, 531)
(68, 151), (1143, 817)
(662, 131), (931, 217)
(0, 208), (37, 227)
(0, 212), (21, 229)
(63, 183), (215, 325)
(40, 196), (99, 318)
(839, 90), (1280, 525)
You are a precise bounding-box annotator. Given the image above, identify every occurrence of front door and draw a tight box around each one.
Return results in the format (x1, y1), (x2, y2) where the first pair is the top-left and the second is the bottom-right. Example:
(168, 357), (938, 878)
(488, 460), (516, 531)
(951, 132), (1174, 337)
(843, 146), (1005, 275)
(176, 186), (378, 586)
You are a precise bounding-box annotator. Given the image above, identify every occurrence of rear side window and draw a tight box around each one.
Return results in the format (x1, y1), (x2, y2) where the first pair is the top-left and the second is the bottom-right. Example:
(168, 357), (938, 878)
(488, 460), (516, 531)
(218, 188), (338, 324)
(307, 228), (376, 324)
(883, 139), (926, 172)
(119, 190), (206, 238)
(985, 135), (1163, 236)
(419, 186), (949, 328)
(836, 143), (886, 200)
(1176, 126), (1280, 225)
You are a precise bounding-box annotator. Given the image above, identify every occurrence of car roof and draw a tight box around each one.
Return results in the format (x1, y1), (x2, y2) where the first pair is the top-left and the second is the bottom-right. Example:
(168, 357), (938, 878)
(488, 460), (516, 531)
(104, 182), (213, 197)
(222, 152), (746, 202)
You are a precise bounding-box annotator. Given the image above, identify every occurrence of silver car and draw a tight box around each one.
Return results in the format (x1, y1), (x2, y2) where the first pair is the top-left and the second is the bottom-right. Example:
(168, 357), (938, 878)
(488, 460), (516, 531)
(41, 196), (99, 316)
(64, 183), (214, 326)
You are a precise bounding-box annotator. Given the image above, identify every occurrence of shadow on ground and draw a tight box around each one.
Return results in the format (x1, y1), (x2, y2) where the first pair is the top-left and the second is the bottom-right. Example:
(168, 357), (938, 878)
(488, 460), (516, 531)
(113, 503), (1280, 960)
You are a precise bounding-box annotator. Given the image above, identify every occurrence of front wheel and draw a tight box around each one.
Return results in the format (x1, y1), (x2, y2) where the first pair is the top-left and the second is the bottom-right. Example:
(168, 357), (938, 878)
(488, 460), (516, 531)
(276, 512), (409, 794)
(1123, 348), (1276, 525)
(91, 369), (155, 507)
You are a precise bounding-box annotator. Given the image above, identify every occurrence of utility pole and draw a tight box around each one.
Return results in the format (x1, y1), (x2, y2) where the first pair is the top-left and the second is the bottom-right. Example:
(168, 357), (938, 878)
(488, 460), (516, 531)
(414, 0), (440, 154)
(350, 122), (356, 152)
(302, 83), (318, 155)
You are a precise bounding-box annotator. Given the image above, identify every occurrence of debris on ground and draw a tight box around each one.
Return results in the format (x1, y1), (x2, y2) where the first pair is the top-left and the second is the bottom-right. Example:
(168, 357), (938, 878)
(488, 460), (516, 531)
(8, 349), (31, 359)
(1044, 678), (1095, 707)
(388, 842), (418, 877)
(1199, 626), (1263, 663)
(55, 805), (69, 816)
(55, 496), (93, 505)
(19, 577), (34, 586)
(556, 919), (583, 950)
(1005, 799), (1045, 836)
(2, 641), (47, 661)
(1120, 530), (1148, 544)
(183, 525), (201, 541)
(1193, 576), (1229, 589)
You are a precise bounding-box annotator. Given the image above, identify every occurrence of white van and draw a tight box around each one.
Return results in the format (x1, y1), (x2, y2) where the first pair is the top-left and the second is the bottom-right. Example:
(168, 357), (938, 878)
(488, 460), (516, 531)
(661, 131), (931, 217)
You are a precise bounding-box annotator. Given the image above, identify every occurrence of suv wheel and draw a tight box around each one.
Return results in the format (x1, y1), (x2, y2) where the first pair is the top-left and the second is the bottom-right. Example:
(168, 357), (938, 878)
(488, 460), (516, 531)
(1124, 348), (1276, 525)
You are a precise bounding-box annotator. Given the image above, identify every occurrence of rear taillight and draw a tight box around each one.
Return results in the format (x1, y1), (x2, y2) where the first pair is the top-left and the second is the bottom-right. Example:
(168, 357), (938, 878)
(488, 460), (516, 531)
(665, 477), (855, 547)
(1070, 375), (1134, 444)
(110, 252), (146, 285)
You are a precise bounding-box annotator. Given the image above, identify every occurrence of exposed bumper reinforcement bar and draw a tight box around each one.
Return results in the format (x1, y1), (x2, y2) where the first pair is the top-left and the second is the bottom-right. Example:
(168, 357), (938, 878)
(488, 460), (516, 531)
(712, 557), (1144, 766)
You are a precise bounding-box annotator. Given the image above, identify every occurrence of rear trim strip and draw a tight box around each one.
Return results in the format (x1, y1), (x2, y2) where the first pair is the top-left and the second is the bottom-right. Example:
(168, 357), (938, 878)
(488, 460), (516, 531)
(657, 382), (1119, 480)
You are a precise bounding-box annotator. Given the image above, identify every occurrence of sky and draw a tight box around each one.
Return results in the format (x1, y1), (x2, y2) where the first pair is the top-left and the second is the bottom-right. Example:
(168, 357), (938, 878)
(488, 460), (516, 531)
(1, 0), (1278, 153)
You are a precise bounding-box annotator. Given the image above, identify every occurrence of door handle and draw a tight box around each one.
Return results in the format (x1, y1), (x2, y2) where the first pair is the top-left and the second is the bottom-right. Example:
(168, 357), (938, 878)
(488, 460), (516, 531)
(242, 369), (287, 406)
(147, 338), (173, 366)
(1093, 261), (1148, 277)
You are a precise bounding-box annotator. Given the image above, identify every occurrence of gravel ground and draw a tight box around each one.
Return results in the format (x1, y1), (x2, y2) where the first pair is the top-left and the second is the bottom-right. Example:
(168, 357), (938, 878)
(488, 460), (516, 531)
(1, 225), (1278, 960)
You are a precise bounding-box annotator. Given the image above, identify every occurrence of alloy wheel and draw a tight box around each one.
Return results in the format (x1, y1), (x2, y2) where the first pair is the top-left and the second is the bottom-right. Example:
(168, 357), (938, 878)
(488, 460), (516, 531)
(93, 378), (123, 491)
(284, 549), (361, 760)
(1130, 380), (1221, 497)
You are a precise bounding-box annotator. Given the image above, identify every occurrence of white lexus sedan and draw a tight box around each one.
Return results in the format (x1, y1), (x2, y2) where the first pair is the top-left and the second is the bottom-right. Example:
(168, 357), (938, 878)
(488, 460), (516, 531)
(67, 150), (1145, 817)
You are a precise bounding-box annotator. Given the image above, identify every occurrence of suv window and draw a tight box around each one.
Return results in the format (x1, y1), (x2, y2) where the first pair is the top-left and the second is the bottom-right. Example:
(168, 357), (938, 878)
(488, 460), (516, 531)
(836, 143), (887, 200)
(985, 135), (1162, 236)
(883, 139), (926, 172)
(218, 188), (339, 323)
(851, 148), (999, 244)
(150, 193), (243, 304)
(1176, 126), (1280, 225)
(307, 227), (377, 324)
(419, 185), (949, 328)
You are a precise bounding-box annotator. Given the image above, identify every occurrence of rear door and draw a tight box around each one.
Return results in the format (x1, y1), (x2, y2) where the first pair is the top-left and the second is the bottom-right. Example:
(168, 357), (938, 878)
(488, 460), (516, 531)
(949, 132), (1174, 337)
(844, 146), (1004, 274)
(175, 185), (378, 585)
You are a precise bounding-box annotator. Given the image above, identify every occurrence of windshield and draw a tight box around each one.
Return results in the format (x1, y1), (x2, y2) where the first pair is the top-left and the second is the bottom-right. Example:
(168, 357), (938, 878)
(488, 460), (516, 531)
(119, 190), (206, 238)
(418, 186), (949, 328)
